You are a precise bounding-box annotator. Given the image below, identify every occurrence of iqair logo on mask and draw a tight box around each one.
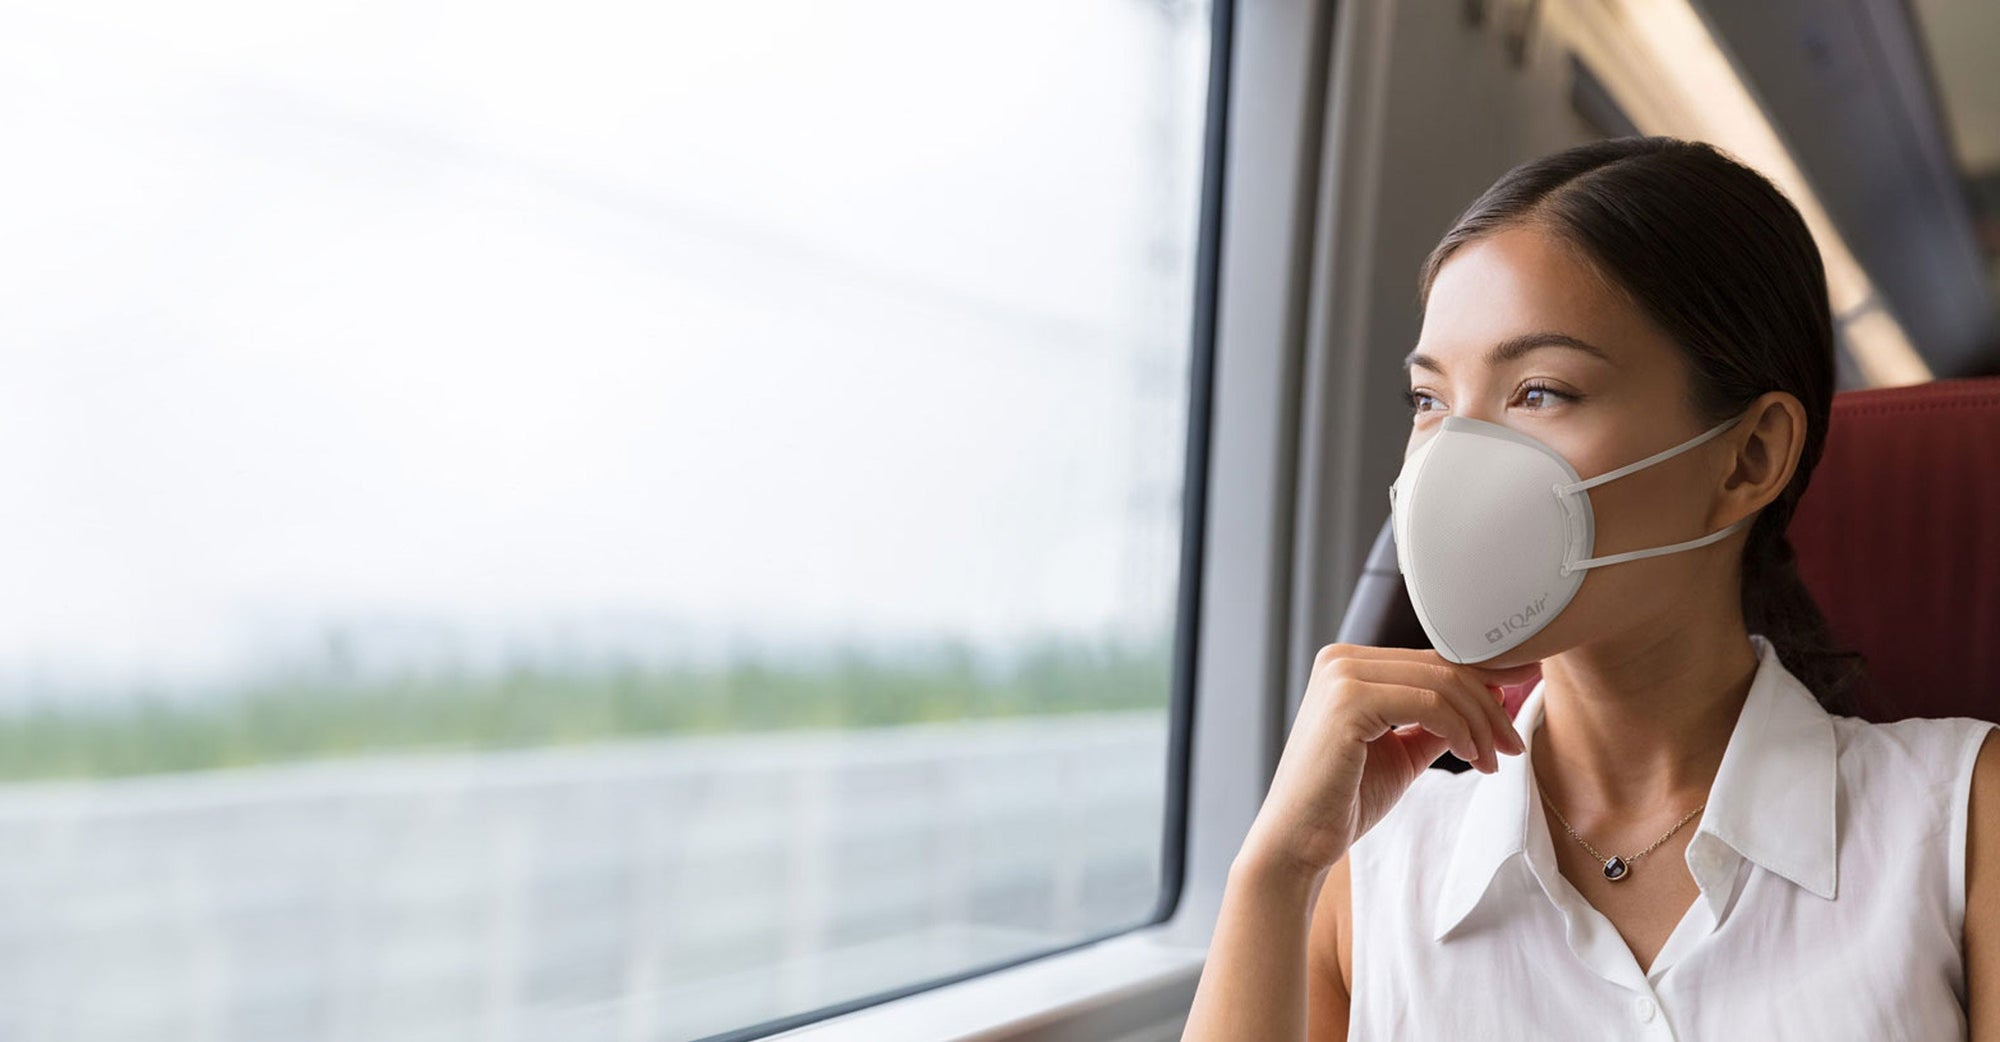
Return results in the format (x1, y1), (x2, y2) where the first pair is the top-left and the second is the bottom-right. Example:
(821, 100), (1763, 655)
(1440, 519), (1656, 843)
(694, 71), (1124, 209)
(1485, 593), (1550, 645)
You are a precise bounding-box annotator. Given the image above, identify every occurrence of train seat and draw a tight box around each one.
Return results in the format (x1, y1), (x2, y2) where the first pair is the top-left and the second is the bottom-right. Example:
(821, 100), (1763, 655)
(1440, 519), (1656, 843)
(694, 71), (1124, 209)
(1788, 375), (2000, 722)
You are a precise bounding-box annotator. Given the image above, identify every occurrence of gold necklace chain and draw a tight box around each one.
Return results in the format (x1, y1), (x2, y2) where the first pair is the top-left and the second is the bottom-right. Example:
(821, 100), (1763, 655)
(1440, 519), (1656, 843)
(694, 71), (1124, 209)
(1533, 772), (1705, 883)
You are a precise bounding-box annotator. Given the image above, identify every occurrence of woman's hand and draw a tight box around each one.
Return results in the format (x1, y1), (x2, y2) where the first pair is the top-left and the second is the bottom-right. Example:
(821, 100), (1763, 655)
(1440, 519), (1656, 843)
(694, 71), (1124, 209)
(1239, 643), (1539, 881)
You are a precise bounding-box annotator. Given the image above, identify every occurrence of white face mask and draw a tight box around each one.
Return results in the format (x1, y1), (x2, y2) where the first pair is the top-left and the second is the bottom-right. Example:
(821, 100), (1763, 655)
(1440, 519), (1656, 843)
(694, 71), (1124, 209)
(1387, 409), (1753, 663)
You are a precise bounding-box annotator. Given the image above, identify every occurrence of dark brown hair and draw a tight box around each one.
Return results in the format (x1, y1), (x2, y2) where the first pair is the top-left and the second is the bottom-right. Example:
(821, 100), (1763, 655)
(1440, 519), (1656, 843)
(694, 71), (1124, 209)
(1416, 135), (1864, 712)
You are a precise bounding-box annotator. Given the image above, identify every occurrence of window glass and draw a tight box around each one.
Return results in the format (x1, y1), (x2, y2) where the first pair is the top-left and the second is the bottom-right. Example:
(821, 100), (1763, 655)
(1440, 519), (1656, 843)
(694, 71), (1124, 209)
(0, 1), (1216, 1037)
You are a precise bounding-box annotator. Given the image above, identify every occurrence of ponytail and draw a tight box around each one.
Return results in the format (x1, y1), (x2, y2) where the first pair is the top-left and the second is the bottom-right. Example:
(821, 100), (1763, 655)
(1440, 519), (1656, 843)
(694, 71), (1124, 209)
(1741, 512), (1866, 715)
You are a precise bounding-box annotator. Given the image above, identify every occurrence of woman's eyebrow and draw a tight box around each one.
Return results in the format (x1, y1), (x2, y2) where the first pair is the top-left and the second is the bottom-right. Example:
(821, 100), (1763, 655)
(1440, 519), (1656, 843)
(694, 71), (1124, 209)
(1403, 331), (1614, 375)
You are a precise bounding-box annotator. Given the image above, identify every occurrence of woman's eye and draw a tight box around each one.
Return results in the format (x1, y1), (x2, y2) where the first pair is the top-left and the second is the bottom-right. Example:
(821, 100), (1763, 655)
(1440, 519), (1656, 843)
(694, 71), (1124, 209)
(1518, 382), (1573, 409)
(1403, 384), (1573, 415)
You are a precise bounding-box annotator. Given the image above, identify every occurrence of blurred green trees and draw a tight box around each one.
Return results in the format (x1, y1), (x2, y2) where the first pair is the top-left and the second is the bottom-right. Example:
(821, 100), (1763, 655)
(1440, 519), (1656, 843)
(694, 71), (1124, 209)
(0, 634), (1174, 780)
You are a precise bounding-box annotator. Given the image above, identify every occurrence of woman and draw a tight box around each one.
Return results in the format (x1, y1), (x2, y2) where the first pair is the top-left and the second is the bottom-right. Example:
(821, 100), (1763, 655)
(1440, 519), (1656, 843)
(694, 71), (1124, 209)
(1181, 137), (2000, 1039)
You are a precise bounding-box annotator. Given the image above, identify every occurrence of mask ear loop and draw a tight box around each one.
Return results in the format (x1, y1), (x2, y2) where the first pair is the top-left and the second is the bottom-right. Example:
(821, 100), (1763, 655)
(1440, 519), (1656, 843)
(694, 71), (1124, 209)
(1551, 412), (1752, 577)
(1559, 514), (1755, 576)
(1552, 413), (1743, 499)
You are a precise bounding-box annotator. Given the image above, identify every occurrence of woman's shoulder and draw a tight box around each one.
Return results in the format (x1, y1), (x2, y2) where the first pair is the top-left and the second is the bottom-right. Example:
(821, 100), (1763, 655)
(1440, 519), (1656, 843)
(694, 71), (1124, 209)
(1825, 713), (1997, 866)
(1827, 711), (1998, 783)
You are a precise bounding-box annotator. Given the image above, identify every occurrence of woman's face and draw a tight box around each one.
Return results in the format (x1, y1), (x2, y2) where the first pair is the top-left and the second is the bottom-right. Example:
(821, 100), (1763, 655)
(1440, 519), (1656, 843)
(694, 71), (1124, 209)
(1404, 224), (1742, 665)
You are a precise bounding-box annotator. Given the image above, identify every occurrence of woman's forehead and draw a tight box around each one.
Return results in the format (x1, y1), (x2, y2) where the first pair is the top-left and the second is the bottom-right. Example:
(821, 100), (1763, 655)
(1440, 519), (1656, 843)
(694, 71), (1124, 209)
(1415, 227), (1666, 375)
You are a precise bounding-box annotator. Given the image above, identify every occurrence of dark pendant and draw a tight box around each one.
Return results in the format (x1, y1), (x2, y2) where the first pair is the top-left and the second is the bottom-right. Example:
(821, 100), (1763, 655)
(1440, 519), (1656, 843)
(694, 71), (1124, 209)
(1603, 856), (1630, 881)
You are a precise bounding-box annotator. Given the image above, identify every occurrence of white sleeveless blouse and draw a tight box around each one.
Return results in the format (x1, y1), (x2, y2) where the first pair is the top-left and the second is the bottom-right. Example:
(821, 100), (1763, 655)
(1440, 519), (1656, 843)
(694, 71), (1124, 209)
(1345, 633), (1995, 1041)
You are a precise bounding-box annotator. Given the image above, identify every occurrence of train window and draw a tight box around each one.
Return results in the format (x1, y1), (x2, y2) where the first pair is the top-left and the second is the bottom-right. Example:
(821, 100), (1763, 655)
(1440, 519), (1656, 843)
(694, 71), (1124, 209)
(0, 1), (1218, 1039)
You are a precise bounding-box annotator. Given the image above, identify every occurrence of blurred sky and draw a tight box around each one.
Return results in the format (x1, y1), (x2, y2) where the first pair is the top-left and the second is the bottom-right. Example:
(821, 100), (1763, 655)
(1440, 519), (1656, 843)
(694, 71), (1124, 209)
(0, 0), (1213, 701)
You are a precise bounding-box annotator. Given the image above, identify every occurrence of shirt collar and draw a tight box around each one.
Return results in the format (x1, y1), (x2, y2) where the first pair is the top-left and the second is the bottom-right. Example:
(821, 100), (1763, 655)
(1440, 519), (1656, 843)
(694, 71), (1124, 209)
(1430, 633), (1839, 943)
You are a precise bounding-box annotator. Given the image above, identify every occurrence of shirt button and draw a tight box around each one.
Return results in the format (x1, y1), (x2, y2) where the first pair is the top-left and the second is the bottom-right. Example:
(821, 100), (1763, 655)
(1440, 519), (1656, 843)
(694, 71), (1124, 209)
(1635, 996), (1657, 1022)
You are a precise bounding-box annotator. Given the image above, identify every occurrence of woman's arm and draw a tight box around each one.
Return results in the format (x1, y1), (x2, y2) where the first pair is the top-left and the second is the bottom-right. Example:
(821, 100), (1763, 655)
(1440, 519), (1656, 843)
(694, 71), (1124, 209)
(1304, 851), (1353, 1040)
(1180, 841), (1331, 1041)
(1179, 644), (1531, 1042)
(1967, 728), (1999, 1041)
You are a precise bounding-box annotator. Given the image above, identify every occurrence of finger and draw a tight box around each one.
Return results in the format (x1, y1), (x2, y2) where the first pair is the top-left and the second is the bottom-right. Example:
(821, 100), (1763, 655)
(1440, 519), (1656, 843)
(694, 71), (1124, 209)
(1414, 664), (1512, 771)
(1428, 663), (1527, 758)
(1341, 680), (1484, 770)
(1316, 642), (1540, 684)
(1449, 668), (1528, 761)
(1411, 654), (1532, 758)
(1330, 656), (1509, 772)
(1387, 720), (1456, 773)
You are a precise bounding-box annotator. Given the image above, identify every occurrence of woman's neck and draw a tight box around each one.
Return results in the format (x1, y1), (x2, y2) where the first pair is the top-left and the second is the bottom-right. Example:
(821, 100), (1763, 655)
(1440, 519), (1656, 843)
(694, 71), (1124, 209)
(1530, 622), (1760, 821)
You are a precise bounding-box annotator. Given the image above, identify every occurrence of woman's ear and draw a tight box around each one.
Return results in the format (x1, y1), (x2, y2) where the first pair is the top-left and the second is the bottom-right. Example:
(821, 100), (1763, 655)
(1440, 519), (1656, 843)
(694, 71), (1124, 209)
(1716, 391), (1806, 525)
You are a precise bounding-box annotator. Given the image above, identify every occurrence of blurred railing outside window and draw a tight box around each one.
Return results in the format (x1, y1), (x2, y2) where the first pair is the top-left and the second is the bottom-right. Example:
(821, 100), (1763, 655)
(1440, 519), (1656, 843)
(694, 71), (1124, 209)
(0, 0), (1217, 1038)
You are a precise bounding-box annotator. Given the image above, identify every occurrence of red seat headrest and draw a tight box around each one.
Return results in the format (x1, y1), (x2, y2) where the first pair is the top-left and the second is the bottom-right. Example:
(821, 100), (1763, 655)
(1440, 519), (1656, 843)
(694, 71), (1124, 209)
(1788, 376), (2000, 722)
